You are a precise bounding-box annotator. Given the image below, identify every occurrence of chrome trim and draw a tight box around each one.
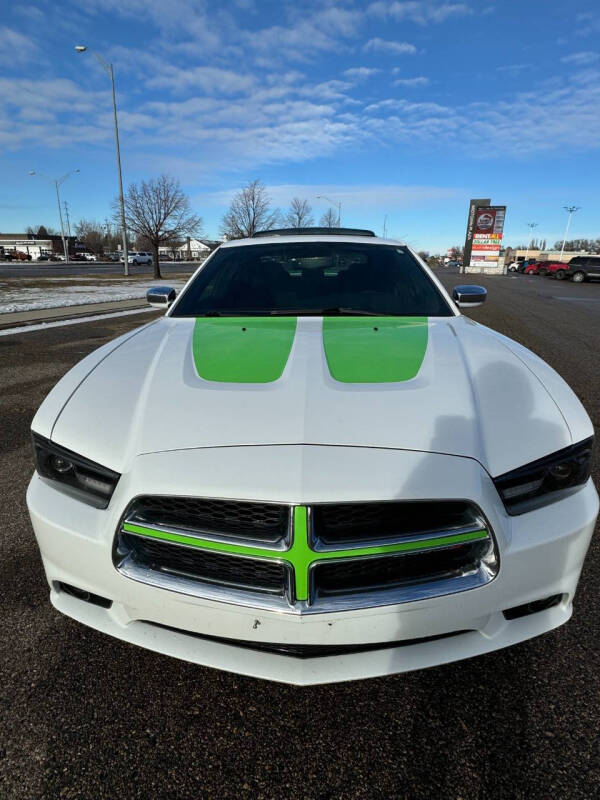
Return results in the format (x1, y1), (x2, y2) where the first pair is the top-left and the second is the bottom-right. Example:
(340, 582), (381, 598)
(310, 520), (489, 552)
(118, 557), (297, 612)
(118, 529), (295, 602)
(123, 494), (293, 551)
(146, 286), (176, 308)
(307, 499), (490, 552)
(306, 536), (497, 607)
(123, 513), (293, 552)
(117, 554), (497, 615)
(115, 496), (499, 615)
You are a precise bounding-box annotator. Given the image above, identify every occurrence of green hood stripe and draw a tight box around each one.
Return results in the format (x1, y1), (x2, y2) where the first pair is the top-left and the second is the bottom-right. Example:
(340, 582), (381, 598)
(193, 317), (297, 383)
(323, 317), (428, 383)
(123, 515), (489, 603)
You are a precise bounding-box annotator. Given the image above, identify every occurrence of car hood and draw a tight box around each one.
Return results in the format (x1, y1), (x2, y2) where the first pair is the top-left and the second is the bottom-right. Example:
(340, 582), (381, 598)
(42, 314), (590, 477)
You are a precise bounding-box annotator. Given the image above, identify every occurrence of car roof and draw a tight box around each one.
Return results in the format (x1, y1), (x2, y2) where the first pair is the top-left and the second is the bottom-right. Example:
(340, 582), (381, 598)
(221, 233), (406, 249)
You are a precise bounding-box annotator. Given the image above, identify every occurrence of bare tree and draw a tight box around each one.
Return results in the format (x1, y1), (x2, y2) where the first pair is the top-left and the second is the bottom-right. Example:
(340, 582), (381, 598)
(285, 197), (314, 228)
(319, 208), (340, 228)
(117, 175), (202, 278)
(220, 179), (281, 239)
(26, 224), (58, 236)
(74, 219), (108, 254)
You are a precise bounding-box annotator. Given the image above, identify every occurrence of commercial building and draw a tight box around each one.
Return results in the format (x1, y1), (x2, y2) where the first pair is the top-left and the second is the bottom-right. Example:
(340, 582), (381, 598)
(0, 233), (77, 260)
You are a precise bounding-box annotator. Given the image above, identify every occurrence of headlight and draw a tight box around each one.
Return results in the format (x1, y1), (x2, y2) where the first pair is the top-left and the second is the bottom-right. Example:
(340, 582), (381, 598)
(32, 433), (120, 508)
(493, 437), (593, 515)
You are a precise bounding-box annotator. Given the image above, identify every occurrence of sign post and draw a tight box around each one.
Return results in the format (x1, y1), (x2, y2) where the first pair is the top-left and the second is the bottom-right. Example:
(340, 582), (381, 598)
(463, 198), (490, 274)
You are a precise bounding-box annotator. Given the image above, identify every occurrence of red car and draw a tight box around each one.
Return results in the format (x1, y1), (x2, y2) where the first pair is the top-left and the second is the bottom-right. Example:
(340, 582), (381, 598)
(524, 260), (565, 276)
(523, 260), (546, 274)
(544, 261), (570, 280)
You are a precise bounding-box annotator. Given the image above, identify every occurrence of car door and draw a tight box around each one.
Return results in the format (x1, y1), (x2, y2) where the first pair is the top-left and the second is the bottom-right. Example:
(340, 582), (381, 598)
(585, 257), (600, 278)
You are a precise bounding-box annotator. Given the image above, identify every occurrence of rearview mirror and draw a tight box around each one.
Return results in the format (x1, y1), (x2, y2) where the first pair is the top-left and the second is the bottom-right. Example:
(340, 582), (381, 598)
(452, 285), (487, 308)
(146, 286), (176, 308)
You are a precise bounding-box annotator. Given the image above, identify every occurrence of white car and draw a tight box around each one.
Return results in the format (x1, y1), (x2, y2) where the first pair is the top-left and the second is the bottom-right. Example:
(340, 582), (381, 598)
(27, 228), (598, 685)
(81, 252), (98, 262)
(126, 251), (153, 265)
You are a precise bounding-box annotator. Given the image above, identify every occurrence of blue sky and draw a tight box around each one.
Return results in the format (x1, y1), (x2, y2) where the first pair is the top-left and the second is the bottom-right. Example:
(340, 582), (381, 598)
(1, 0), (599, 251)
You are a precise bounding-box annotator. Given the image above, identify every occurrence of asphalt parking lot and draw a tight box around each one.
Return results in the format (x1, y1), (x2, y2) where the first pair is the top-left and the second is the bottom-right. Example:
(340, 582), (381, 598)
(1, 273), (598, 799)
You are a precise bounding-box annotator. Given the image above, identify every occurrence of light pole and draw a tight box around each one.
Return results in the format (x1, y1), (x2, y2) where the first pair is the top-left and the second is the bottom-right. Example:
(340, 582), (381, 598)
(29, 169), (79, 262)
(560, 206), (580, 261)
(75, 45), (129, 276)
(316, 195), (342, 226)
(524, 222), (538, 262)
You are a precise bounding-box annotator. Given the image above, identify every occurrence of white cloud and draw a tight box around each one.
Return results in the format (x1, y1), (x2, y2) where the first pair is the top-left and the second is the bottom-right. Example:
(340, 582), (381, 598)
(561, 51), (599, 65)
(146, 66), (256, 95)
(364, 38), (417, 55)
(367, 1), (472, 25)
(342, 67), (381, 80)
(0, 26), (39, 65)
(14, 6), (45, 21)
(393, 76), (430, 87)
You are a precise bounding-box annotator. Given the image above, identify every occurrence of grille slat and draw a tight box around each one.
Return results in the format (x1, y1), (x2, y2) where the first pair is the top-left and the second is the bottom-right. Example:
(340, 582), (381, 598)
(313, 540), (491, 598)
(127, 495), (289, 543)
(123, 533), (288, 595)
(313, 500), (481, 545)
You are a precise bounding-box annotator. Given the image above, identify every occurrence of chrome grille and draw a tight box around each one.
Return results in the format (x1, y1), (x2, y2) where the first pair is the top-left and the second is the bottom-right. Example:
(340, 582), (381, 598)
(122, 532), (289, 596)
(312, 500), (482, 546)
(126, 495), (289, 545)
(114, 497), (497, 613)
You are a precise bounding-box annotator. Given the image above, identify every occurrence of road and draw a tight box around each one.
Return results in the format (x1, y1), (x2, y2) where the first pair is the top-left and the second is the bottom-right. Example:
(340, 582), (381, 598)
(0, 260), (198, 278)
(0, 273), (598, 799)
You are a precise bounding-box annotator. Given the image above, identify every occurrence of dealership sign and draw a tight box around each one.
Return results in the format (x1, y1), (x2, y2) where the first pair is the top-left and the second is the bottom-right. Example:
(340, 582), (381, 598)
(469, 206), (506, 268)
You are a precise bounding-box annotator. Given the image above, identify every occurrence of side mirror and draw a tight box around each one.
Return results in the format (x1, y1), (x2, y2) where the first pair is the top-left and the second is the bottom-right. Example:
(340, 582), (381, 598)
(146, 286), (176, 308)
(452, 285), (487, 308)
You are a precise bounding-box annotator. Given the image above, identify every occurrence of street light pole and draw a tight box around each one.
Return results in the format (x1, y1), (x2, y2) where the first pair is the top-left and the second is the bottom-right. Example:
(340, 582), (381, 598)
(560, 206), (580, 261)
(524, 222), (538, 262)
(316, 195), (342, 226)
(76, 45), (129, 276)
(29, 169), (79, 262)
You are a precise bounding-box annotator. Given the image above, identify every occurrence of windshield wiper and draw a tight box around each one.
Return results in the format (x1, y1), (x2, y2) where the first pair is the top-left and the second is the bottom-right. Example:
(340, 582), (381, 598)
(270, 307), (381, 316)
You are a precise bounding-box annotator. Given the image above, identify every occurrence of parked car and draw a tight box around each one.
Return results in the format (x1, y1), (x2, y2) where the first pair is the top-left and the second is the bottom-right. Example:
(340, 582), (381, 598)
(11, 250), (32, 261)
(81, 252), (98, 262)
(542, 261), (570, 280)
(124, 251), (153, 265)
(26, 227), (598, 685)
(564, 255), (600, 283)
(523, 260), (545, 274)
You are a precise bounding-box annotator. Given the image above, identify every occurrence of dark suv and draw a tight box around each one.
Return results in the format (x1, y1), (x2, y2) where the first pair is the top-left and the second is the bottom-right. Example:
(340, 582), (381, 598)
(565, 256), (600, 283)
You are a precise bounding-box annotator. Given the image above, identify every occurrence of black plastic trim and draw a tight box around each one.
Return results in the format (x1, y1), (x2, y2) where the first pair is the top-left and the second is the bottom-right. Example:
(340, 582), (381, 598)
(142, 622), (472, 658)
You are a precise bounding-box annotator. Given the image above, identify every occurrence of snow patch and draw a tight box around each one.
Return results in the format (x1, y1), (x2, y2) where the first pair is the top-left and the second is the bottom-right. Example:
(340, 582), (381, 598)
(0, 280), (187, 314)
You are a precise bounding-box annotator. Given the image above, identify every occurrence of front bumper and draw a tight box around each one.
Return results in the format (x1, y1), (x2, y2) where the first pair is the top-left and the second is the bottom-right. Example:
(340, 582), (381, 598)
(27, 445), (599, 685)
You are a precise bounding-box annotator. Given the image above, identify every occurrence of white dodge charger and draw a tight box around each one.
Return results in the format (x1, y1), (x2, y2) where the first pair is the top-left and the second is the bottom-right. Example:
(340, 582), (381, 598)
(27, 228), (598, 684)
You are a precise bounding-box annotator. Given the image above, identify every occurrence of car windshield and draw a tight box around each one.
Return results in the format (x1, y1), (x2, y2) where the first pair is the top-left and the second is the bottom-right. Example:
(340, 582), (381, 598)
(171, 242), (452, 317)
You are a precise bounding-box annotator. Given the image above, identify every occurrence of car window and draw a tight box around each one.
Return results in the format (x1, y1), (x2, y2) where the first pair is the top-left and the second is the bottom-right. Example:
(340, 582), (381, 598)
(569, 257), (584, 266)
(172, 242), (453, 317)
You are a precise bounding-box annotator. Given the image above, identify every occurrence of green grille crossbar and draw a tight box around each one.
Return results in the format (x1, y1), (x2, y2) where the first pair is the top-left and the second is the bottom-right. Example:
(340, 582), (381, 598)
(122, 507), (489, 602)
